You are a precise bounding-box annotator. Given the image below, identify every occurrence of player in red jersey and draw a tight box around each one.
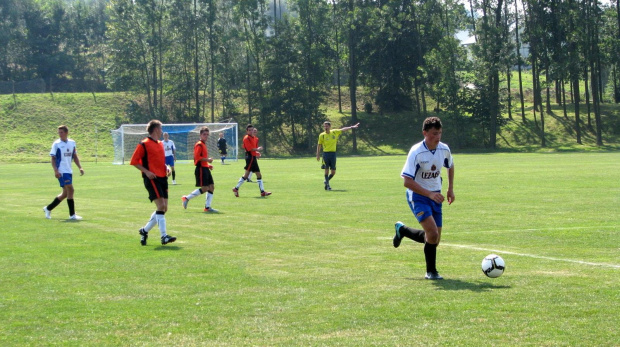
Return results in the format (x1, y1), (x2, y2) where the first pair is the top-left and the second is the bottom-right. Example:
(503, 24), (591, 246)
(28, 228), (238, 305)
(181, 127), (218, 213)
(130, 120), (177, 246)
(232, 124), (271, 197)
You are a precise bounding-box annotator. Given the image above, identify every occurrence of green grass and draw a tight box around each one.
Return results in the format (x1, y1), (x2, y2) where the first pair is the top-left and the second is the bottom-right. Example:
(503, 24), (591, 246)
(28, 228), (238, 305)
(0, 93), (130, 162)
(1, 154), (618, 346)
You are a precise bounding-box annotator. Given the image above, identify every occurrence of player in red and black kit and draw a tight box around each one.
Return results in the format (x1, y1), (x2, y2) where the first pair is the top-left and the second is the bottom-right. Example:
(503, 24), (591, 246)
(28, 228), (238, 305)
(232, 124), (271, 197)
(130, 120), (177, 246)
(181, 127), (218, 213)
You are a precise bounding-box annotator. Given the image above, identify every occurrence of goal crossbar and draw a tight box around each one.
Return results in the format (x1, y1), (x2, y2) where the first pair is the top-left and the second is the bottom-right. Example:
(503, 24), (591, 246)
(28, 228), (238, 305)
(111, 123), (238, 165)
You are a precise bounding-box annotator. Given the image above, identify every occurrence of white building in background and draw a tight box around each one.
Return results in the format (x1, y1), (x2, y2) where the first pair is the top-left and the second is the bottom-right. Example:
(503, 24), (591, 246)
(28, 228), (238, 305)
(455, 29), (530, 66)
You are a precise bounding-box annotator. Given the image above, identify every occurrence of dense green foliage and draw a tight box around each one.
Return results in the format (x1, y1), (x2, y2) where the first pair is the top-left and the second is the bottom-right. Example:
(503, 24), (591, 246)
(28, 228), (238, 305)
(1, 0), (620, 152)
(1, 154), (619, 345)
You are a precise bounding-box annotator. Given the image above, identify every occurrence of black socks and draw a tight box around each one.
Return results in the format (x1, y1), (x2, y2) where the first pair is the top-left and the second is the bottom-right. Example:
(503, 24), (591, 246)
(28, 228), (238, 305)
(400, 225), (426, 243)
(424, 242), (438, 273)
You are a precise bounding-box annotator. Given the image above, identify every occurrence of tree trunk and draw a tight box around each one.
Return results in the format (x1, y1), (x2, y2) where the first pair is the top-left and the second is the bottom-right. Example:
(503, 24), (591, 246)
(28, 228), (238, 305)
(514, 0), (526, 122)
(572, 77), (582, 144)
(347, 0), (358, 153)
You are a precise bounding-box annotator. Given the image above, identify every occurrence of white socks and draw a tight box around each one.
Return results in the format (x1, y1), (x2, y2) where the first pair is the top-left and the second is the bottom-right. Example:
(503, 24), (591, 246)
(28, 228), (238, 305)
(258, 179), (264, 191)
(235, 177), (245, 189)
(206, 192), (213, 208)
(143, 211), (157, 232)
(156, 213), (167, 237)
(186, 189), (202, 200)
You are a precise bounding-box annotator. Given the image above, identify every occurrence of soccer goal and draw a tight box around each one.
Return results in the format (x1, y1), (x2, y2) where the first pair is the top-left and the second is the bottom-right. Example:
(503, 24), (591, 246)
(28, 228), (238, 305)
(111, 123), (238, 164)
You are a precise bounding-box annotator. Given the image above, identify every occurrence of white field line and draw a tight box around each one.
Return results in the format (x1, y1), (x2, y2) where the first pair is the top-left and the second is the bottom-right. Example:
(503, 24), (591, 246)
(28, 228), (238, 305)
(457, 225), (618, 234)
(378, 237), (620, 268)
(443, 243), (620, 269)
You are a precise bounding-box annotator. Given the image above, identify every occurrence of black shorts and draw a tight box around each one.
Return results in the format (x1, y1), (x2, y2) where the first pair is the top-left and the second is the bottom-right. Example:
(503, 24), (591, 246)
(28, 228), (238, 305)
(219, 149), (227, 155)
(244, 154), (260, 173)
(323, 152), (337, 170)
(195, 166), (214, 187)
(143, 176), (168, 202)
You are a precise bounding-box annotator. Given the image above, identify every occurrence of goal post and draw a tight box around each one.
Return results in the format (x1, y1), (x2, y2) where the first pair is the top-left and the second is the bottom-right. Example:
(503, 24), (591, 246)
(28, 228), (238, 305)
(111, 123), (238, 164)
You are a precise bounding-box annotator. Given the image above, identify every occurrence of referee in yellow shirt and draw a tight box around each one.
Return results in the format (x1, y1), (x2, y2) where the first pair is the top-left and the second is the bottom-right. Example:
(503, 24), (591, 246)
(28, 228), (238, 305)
(316, 121), (360, 190)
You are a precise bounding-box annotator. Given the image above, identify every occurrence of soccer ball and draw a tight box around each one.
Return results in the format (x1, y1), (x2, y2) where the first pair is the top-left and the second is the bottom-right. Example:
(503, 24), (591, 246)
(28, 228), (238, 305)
(481, 254), (505, 278)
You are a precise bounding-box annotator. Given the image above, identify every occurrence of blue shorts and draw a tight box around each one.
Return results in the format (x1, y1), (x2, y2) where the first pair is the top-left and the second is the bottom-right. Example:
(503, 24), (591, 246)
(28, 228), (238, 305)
(165, 156), (175, 166)
(407, 191), (443, 227)
(58, 173), (73, 187)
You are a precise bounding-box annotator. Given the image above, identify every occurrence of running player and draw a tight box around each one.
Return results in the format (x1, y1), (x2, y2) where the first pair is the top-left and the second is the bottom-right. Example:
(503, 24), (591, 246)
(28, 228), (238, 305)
(181, 127), (218, 213)
(43, 125), (84, 220)
(130, 120), (177, 246)
(316, 121), (360, 190)
(393, 116), (455, 280)
(232, 124), (271, 197)
(163, 132), (177, 184)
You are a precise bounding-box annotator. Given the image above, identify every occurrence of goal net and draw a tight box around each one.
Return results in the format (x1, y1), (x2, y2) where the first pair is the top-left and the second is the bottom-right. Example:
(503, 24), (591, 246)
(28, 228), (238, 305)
(111, 123), (238, 164)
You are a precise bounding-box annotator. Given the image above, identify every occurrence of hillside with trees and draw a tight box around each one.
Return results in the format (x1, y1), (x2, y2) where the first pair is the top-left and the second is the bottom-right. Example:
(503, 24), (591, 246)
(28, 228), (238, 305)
(1, 0), (619, 154)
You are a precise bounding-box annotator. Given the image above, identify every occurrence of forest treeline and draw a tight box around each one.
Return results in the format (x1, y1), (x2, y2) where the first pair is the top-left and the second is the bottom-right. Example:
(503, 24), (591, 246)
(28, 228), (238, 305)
(1, 0), (619, 152)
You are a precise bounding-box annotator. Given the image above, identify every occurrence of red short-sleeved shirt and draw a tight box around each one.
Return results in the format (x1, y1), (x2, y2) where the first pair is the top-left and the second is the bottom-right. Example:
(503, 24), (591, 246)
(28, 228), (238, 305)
(130, 137), (167, 177)
(194, 140), (209, 167)
(243, 135), (258, 156)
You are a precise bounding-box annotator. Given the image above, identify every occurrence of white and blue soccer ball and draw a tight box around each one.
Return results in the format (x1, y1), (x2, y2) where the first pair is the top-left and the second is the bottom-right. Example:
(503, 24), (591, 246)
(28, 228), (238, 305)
(481, 254), (505, 278)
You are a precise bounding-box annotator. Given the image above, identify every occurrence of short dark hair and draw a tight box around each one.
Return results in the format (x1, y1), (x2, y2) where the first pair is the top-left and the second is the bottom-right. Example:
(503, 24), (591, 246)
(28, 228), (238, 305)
(422, 117), (442, 132)
(58, 125), (68, 133)
(200, 126), (210, 134)
(323, 121), (331, 126)
(246, 124), (254, 131)
(146, 120), (162, 134)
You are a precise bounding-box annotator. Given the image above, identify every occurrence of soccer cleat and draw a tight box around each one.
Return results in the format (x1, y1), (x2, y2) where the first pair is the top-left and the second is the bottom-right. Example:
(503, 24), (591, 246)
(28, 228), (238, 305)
(204, 207), (219, 213)
(43, 206), (51, 219)
(326, 185), (332, 191)
(324, 181), (328, 190)
(161, 235), (177, 245)
(393, 221), (404, 248)
(261, 191), (272, 197)
(232, 187), (239, 197)
(182, 196), (189, 209)
(425, 271), (444, 280)
(69, 214), (83, 220)
(172, 180), (176, 185)
(139, 228), (148, 246)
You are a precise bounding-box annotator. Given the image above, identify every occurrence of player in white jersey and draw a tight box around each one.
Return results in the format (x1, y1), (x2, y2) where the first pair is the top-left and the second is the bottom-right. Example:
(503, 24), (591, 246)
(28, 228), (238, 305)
(43, 125), (85, 220)
(392, 117), (455, 280)
(163, 132), (177, 184)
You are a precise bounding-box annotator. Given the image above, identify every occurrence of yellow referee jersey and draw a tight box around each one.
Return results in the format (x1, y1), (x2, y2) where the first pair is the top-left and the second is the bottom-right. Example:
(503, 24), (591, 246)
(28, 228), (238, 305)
(318, 129), (343, 152)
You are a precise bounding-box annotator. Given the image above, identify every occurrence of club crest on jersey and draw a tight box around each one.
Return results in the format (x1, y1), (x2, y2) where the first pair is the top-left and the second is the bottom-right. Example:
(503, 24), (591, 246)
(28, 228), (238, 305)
(431, 164), (436, 171)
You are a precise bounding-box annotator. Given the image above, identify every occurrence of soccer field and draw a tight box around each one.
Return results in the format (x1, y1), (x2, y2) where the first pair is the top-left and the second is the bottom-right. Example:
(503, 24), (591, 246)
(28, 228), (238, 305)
(1, 153), (618, 346)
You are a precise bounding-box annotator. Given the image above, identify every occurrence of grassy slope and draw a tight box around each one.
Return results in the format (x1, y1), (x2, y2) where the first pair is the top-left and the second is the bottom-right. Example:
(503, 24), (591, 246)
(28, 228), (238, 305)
(0, 91), (618, 164)
(0, 93), (129, 162)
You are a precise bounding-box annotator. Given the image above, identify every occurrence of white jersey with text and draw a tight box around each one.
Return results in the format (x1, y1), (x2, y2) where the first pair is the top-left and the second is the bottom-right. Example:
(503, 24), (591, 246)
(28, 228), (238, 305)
(163, 139), (175, 157)
(401, 140), (453, 193)
(50, 138), (77, 174)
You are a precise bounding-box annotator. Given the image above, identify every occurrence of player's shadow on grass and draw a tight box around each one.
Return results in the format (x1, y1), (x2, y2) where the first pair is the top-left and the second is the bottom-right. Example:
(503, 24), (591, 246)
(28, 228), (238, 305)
(327, 189), (347, 192)
(429, 279), (511, 292)
(153, 245), (181, 251)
